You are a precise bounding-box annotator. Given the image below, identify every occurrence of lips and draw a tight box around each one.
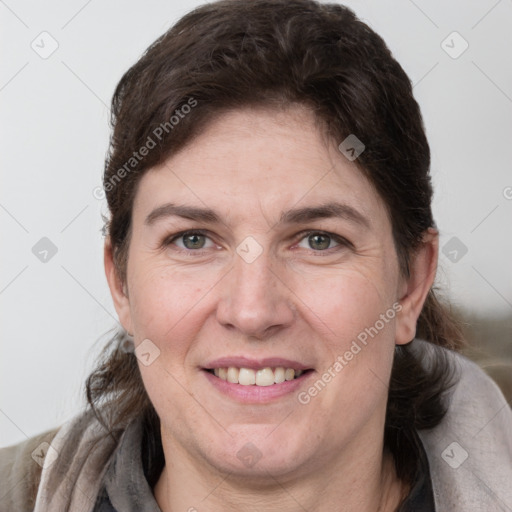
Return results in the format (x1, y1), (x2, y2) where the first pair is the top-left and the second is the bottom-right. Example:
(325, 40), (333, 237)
(202, 355), (315, 393)
(202, 364), (314, 402)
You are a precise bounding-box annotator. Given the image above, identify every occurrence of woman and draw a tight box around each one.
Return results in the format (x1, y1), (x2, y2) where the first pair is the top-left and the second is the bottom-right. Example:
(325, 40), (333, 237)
(1, 1), (511, 511)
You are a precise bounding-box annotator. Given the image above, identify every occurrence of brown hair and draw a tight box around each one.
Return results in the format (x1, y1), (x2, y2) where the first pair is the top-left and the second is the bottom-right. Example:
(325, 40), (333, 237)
(87, 0), (465, 491)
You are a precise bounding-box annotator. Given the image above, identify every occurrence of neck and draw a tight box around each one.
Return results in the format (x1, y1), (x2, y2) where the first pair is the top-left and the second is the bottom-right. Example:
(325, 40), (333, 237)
(153, 432), (408, 512)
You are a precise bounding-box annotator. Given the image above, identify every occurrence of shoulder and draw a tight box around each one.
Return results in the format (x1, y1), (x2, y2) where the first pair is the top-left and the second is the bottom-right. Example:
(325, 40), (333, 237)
(0, 426), (61, 512)
(412, 338), (510, 416)
(412, 339), (512, 511)
(0, 407), (116, 512)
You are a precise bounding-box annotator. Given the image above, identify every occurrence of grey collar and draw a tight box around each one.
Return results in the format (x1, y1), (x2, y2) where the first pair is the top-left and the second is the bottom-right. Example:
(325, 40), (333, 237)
(101, 417), (162, 512)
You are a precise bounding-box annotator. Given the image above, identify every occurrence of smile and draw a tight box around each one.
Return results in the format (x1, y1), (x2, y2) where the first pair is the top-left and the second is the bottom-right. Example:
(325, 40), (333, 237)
(201, 356), (315, 402)
(206, 366), (307, 386)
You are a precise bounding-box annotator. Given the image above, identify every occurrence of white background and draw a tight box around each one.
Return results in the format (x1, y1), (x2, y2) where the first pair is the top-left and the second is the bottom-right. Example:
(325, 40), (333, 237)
(1, 0), (511, 447)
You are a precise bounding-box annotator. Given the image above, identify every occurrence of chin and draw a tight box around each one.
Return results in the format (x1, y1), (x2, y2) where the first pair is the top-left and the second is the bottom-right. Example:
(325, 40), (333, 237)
(201, 428), (314, 478)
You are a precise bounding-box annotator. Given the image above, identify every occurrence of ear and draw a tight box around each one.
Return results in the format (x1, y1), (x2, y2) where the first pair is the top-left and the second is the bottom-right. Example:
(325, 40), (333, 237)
(395, 228), (438, 345)
(104, 238), (133, 335)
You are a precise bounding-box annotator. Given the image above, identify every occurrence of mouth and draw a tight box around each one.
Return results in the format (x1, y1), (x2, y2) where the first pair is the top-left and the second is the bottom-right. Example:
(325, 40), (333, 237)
(201, 358), (315, 403)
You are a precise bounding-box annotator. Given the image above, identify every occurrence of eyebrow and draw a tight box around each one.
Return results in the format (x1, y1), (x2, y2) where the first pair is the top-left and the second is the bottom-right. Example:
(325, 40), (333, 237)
(145, 201), (370, 229)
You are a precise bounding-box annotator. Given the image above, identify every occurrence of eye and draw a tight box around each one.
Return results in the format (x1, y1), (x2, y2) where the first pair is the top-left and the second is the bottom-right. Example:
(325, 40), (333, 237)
(295, 230), (349, 252)
(162, 229), (351, 254)
(165, 230), (216, 251)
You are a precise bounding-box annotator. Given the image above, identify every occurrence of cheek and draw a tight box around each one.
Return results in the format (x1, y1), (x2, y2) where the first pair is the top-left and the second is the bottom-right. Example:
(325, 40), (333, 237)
(128, 266), (213, 420)
(128, 264), (211, 353)
(299, 267), (396, 343)
(299, 269), (398, 399)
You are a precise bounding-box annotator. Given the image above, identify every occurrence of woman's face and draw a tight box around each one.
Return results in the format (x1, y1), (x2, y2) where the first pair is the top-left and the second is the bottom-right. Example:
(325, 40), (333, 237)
(107, 105), (433, 480)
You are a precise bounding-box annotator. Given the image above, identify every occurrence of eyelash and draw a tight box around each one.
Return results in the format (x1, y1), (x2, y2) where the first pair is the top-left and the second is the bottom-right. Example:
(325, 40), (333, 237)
(162, 229), (352, 254)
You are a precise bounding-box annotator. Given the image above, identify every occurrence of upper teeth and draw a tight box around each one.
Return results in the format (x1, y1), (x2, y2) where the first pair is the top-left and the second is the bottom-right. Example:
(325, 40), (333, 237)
(212, 367), (303, 386)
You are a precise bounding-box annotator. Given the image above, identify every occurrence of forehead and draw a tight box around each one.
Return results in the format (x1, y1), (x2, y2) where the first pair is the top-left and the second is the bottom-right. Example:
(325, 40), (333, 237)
(133, 106), (388, 227)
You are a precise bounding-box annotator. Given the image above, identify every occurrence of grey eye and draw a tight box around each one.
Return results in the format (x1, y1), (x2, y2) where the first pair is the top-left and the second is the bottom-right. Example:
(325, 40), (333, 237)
(298, 233), (339, 251)
(182, 233), (207, 249)
(170, 232), (215, 250)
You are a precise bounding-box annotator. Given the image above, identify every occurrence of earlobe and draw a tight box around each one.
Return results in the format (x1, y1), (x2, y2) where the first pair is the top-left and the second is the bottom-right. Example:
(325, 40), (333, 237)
(395, 228), (438, 345)
(104, 238), (133, 334)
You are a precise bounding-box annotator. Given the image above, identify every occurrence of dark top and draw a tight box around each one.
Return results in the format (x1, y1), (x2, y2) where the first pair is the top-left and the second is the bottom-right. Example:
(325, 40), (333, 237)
(93, 417), (435, 512)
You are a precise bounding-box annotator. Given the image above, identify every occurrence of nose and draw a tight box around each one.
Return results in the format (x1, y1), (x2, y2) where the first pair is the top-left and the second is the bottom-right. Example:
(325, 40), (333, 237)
(216, 248), (295, 340)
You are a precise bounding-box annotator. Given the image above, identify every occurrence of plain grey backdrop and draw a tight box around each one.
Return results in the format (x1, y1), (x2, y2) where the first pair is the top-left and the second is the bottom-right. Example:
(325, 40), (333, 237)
(1, 0), (511, 447)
